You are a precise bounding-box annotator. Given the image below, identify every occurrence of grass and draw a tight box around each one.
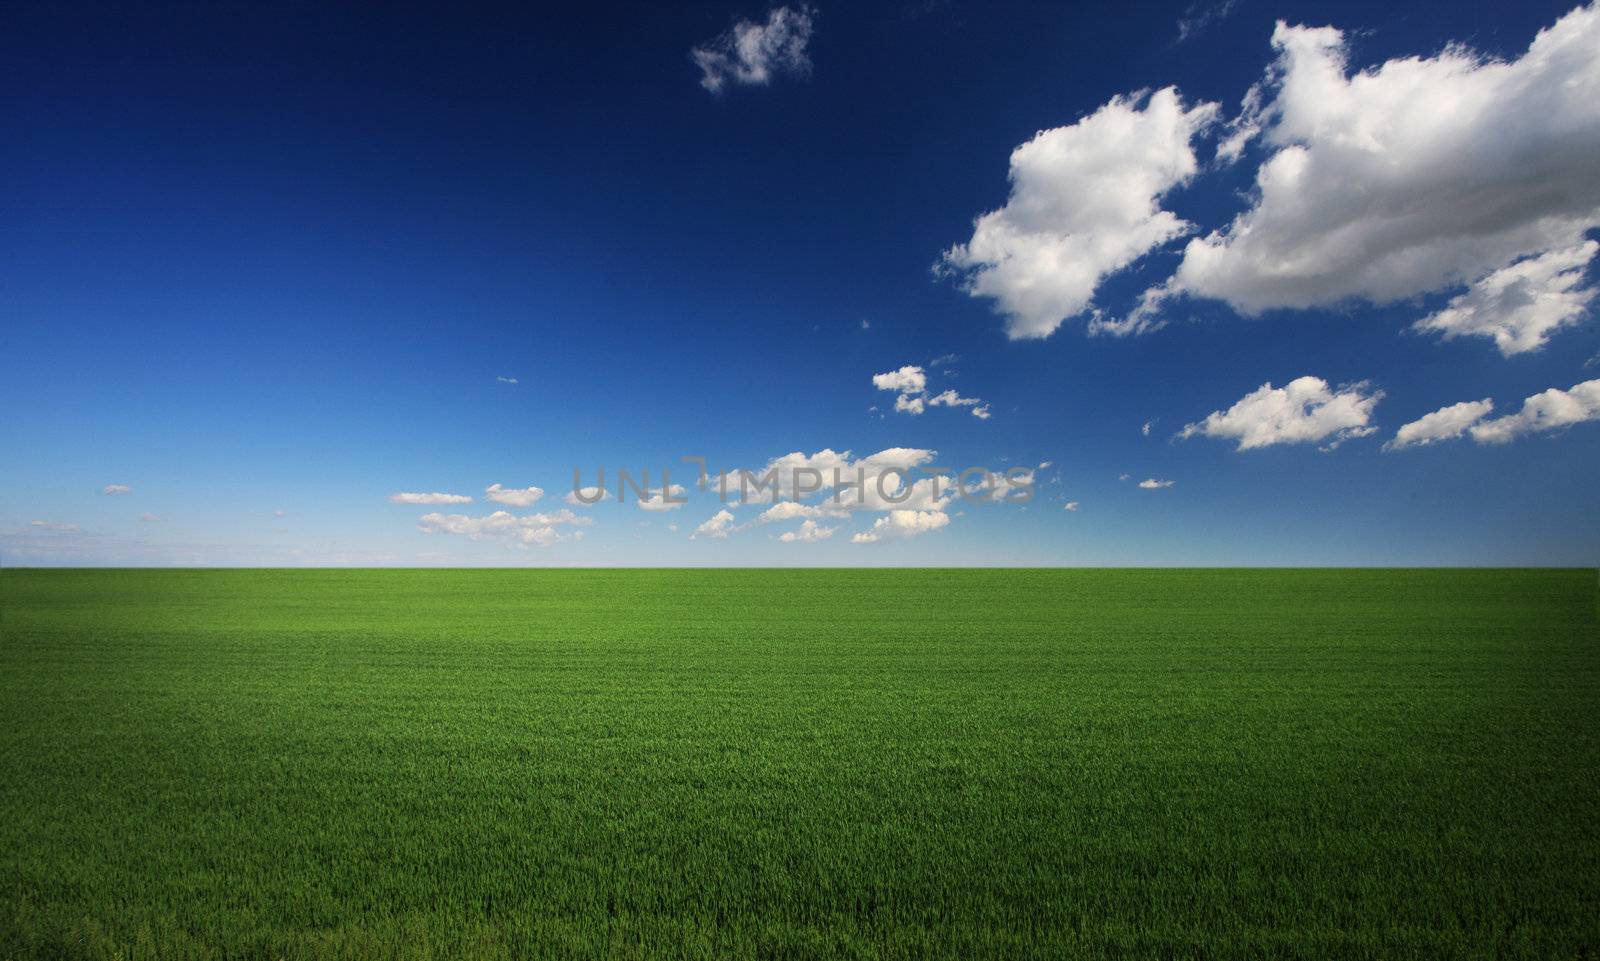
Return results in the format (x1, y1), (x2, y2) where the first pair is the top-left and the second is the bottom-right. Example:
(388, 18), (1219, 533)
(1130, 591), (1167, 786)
(1, 568), (1597, 960)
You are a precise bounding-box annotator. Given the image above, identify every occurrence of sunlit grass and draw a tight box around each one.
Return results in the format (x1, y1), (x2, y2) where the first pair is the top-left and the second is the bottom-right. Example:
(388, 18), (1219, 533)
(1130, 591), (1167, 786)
(1, 568), (1596, 959)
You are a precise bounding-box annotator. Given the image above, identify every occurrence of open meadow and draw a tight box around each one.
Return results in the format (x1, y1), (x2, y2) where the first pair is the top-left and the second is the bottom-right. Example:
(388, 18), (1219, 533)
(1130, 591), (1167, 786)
(1, 568), (1597, 959)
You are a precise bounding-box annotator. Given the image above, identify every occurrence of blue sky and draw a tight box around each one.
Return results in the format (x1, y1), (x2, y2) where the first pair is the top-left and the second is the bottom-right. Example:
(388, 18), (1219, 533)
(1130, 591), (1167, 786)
(3, 0), (1598, 566)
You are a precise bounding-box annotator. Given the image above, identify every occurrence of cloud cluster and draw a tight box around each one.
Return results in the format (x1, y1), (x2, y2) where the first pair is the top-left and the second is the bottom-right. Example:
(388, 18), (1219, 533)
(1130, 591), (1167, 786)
(416, 509), (591, 547)
(1180, 376), (1382, 451)
(1169, 9), (1600, 324)
(872, 365), (990, 419)
(695, 447), (968, 545)
(692, 5), (815, 94)
(390, 491), (473, 505)
(779, 519), (836, 543)
(1388, 379), (1600, 447)
(947, 5), (1600, 356)
(850, 509), (950, 543)
(637, 485), (688, 512)
(484, 484), (545, 507)
(940, 88), (1218, 339)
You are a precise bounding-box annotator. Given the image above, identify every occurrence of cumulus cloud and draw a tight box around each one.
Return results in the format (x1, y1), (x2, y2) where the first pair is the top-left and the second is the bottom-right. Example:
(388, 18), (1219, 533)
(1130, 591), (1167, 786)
(1179, 376), (1383, 450)
(102, 484), (131, 495)
(1164, 7), (1600, 323)
(850, 509), (951, 543)
(691, 509), (737, 540)
(778, 519), (836, 543)
(708, 447), (945, 508)
(416, 509), (590, 547)
(755, 501), (848, 523)
(485, 484), (545, 507)
(1063, 501), (1080, 511)
(874, 366), (990, 419)
(692, 5), (815, 94)
(1469, 379), (1600, 444)
(565, 486), (604, 506)
(872, 366), (927, 394)
(1412, 242), (1598, 356)
(637, 485), (688, 512)
(1385, 399), (1495, 450)
(939, 87), (1218, 339)
(1138, 478), (1175, 489)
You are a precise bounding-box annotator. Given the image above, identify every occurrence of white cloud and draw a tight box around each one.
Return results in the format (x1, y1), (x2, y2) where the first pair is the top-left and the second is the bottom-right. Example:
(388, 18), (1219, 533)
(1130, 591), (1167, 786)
(102, 484), (131, 495)
(667, 523), (679, 533)
(637, 485), (688, 512)
(708, 447), (942, 507)
(691, 509), (737, 540)
(139, 512), (161, 523)
(565, 486), (605, 506)
(1063, 501), (1080, 511)
(496, 376), (518, 384)
(872, 365), (927, 394)
(692, 5), (815, 94)
(927, 389), (986, 414)
(1385, 399), (1495, 450)
(940, 87), (1218, 339)
(1141, 421), (1153, 436)
(963, 468), (1036, 503)
(755, 501), (848, 523)
(778, 519), (836, 543)
(875, 366), (989, 419)
(1179, 376), (1382, 450)
(390, 491), (473, 505)
(416, 509), (590, 547)
(485, 484), (545, 508)
(894, 393), (926, 415)
(1165, 7), (1600, 321)
(29, 520), (80, 532)
(1138, 478), (1175, 489)
(1469, 379), (1600, 444)
(850, 509), (951, 543)
(273, 509), (287, 518)
(1412, 242), (1598, 356)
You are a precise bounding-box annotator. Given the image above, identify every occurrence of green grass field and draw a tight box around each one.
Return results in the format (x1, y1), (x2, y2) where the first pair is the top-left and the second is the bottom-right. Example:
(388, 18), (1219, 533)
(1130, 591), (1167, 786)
(1, 568), (1597, 959)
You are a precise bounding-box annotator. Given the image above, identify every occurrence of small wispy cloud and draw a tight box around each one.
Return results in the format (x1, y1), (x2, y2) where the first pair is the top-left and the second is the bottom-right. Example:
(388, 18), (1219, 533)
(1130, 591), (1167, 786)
(1138, 478), (1175, 489)
(102, 484), (131, 495)
(139, 512), (162, 523)
(1176, 0), (1238, 42)
(497, 376), (518, 384)
(1063, 501), (1079, 512)
(29, 520), (81, 532)
(692, 5), (815, 94)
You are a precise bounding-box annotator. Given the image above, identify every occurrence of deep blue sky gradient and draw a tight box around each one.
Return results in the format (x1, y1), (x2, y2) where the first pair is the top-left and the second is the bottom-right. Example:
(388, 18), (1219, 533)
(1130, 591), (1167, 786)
(3, 0), (1596, 564)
